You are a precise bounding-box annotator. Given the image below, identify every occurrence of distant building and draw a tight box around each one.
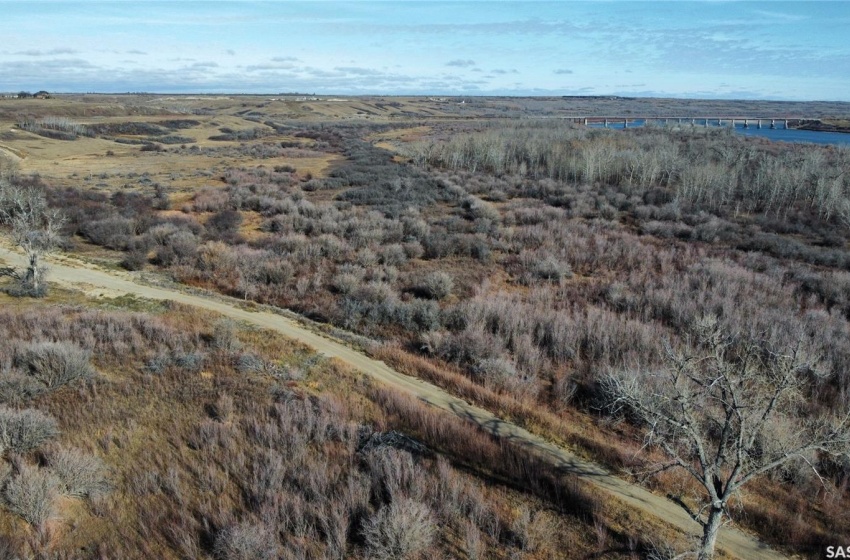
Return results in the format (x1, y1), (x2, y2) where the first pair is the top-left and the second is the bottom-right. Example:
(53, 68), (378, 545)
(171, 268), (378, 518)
(34, 91), (51, 99)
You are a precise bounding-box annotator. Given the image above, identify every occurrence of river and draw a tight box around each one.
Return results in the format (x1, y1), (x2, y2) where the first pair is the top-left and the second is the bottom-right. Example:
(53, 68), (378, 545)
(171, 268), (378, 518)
(735, 126), (850, 145)
(588, 120), (850, 146)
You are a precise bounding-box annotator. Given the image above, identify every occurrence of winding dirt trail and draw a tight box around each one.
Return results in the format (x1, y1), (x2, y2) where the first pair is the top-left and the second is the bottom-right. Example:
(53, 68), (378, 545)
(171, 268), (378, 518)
(0, 247), (788, 560)
(0, 143), (25, 163)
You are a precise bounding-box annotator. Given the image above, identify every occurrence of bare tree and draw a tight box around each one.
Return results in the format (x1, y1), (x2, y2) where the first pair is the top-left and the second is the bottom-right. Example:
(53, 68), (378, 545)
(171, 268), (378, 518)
(0, 181), (64, 296)
(602, 315), (850, 560)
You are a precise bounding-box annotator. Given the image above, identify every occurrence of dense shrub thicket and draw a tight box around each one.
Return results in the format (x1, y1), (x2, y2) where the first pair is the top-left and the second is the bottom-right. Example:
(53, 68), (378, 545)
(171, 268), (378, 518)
(44, 124), (850, 414)
(408, 122), (850, 224)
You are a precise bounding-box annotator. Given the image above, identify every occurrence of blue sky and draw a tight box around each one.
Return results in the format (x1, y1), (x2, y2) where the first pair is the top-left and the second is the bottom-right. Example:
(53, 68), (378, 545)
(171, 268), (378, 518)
(1, 1), (848, 100)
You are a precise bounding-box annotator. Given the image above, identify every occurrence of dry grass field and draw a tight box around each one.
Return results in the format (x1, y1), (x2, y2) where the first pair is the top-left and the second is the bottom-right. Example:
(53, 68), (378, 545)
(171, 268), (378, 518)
(0, 98), (343, 199)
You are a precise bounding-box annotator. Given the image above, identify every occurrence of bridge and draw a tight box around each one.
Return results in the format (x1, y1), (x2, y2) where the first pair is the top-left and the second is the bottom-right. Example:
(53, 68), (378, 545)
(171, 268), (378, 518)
(570, 116), (811, 129)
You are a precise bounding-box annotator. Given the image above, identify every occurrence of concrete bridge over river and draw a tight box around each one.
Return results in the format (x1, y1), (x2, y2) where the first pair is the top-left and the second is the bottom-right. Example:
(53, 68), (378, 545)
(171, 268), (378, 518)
(573, 116), (810, 129)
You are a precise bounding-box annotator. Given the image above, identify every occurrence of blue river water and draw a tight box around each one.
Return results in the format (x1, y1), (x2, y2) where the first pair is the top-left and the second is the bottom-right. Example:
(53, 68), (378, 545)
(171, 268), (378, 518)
(588, 120), (850, 146)
(735, 126), (850, 146)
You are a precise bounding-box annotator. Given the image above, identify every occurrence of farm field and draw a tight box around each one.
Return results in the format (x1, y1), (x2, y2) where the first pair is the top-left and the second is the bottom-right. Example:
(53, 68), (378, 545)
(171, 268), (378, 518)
(1, 94), (850, 559)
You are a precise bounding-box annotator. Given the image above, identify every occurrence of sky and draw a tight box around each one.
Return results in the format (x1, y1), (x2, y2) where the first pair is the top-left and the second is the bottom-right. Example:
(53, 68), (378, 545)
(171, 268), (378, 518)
(0, 1), (848, 100)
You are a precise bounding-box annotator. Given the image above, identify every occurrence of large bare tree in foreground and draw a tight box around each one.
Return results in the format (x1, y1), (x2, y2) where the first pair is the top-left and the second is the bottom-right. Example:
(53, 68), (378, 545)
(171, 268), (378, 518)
(0, 179), (64, 296)
(602, 315), (850, 560)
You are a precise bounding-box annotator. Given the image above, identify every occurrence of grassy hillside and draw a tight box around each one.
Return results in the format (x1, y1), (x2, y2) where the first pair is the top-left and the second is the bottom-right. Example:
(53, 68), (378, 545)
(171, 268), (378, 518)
(0, 285), (688, 559)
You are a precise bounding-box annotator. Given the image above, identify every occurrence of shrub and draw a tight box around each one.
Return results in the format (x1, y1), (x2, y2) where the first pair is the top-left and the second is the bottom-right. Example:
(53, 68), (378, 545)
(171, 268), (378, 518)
(236, 353), (265, 374)
(121, 250), (147, 271)
(362, 498), (436, 560)
(154, 230), (198, 266)
(535, 255), (572, 281)
(80, 216), (136, 249)
(212, 394), (234, 422)
(156, 135), (194, 145)
(209, 127), (270, 142)
(214, 522), (278, 560)
(331, 272), (362, 295)
(4, 464), (60, 526)
(48, 447), (109, 498)
(207, 210), (243, 235)
(211, 319), (242, 353)
(464, 521), (484, 560)
(0, 371), (46, 405)
(380, 244), (408, 266)
(173, 351), (206, 372)
(405, 300), (441, 333)
(473, 357), (518, 386)
(0, 407), (59, 454)
(521, 252), (572, 284)
(145, 353), (172, 375)
(418, 271), (454, 300)
(364, 448), (426, 503)
(464, 198), (500, 222)
(16, 341), (95, 389)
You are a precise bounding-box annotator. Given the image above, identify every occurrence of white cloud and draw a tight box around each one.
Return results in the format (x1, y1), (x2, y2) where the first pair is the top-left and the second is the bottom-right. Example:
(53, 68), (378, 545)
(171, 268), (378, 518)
(13, 48), (77, 57)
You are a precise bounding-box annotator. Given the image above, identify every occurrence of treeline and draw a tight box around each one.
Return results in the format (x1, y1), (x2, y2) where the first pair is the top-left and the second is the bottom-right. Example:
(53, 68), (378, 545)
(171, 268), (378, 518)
(17, 116), (90, 140)
(407, 123), (850, 224)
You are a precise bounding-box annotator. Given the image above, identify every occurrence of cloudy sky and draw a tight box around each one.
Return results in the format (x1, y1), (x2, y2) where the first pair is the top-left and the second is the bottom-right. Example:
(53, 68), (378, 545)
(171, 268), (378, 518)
(1, 1), (848, 100)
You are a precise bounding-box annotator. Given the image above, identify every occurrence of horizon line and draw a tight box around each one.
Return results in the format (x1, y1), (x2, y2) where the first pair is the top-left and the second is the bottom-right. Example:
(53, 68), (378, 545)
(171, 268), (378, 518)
(5, 91), (850, 104)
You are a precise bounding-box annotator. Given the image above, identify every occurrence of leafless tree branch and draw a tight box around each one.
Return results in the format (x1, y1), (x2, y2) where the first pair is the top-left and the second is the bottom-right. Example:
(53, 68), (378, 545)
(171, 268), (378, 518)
(600, 314), (850, 560)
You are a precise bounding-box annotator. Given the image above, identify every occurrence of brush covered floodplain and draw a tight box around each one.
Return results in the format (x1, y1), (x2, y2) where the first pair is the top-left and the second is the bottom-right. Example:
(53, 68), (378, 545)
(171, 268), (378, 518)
(0, 94), (849, 559)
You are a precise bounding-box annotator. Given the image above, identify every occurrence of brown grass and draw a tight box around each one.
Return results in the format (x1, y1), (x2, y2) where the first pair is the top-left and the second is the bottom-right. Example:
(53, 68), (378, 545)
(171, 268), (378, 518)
(0, 291), (667, 559)
(367, 383), (692, 557)
(0, 106), (342, 197)
(371, 343), (645, 470)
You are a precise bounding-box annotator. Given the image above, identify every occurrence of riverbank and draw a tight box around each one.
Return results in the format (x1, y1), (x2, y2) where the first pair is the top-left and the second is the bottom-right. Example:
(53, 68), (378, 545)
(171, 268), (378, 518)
(796, 119), (850, 134)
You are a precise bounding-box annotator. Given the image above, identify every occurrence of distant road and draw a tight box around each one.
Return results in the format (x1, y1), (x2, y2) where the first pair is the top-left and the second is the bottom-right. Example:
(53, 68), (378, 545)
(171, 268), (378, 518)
(0, 246), (787, 560)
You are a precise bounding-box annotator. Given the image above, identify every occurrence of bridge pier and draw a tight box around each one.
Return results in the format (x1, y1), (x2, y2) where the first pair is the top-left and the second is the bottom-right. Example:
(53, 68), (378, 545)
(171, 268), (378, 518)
(604, 118), (608, 128)
(584, 118), (588, 126)
(757, 120), (762, 129)
(785, 119), (789, 129)
(744, 119), (749, 129)
(770, 119), (776, 129)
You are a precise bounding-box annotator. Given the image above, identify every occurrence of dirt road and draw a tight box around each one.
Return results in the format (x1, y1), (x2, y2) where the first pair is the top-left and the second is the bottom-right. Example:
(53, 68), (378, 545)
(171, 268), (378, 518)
(0, 140), (26, 162)
(0, 247), (788, 560)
